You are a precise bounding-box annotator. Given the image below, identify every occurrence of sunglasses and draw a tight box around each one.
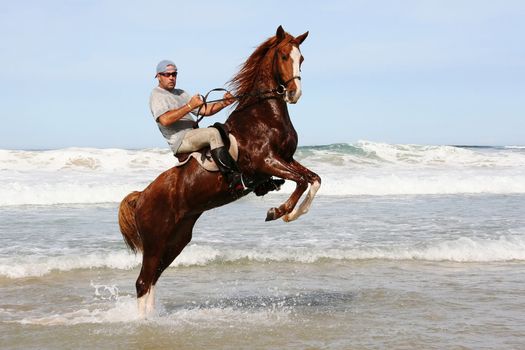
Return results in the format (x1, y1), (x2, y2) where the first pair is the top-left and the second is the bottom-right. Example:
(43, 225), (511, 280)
(159, 71), (178, 77)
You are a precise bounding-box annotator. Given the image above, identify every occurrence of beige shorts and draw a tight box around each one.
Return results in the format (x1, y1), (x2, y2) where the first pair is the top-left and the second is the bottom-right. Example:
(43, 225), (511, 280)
(177, 127), (224, 153)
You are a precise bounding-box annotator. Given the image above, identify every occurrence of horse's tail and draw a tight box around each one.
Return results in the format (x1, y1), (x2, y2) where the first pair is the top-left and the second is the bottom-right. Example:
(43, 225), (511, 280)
(118, 191), (143, 253)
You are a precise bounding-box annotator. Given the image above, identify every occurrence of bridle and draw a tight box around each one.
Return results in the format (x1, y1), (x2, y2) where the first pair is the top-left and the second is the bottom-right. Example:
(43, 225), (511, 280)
(194, 43), (301, 126)
(273, 41), (302, 96)
(277, 76), (301, 94)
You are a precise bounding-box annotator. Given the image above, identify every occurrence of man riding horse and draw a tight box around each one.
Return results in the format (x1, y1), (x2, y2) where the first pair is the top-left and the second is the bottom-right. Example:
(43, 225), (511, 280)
(149, 60), (252, 192)
(120, 26), (320, 318)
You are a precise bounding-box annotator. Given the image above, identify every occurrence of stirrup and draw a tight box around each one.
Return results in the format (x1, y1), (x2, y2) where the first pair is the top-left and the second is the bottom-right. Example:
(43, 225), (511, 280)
(240, 173), (256, 190)
(228, 173), (253, 192)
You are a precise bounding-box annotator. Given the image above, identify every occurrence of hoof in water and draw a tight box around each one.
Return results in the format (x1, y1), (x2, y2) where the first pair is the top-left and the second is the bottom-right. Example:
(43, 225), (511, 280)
(265, 208), (278, 221)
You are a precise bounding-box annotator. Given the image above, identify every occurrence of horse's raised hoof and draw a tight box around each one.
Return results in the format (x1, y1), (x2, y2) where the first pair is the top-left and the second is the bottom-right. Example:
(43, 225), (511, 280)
(265, 208), (278, 221)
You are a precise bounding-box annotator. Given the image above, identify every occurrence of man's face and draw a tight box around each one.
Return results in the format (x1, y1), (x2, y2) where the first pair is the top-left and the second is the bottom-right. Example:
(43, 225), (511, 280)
(157, 65), (177, 90)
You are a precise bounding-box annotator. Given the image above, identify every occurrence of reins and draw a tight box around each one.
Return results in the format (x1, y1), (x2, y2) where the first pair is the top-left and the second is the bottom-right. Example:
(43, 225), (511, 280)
(193, 41), (301, 127)
(193, 83), (292, 127)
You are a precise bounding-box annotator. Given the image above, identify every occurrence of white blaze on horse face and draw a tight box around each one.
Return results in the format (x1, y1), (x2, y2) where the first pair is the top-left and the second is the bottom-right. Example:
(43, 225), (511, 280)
(288, 46), (302, 103)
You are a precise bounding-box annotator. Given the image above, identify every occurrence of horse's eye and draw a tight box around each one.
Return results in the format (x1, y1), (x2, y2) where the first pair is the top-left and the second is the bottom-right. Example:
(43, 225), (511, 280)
(281, 54), (288, 60)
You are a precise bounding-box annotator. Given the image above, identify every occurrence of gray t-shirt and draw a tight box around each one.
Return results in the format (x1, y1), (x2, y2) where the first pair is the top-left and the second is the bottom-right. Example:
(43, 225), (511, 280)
(149, 86), (198, 153)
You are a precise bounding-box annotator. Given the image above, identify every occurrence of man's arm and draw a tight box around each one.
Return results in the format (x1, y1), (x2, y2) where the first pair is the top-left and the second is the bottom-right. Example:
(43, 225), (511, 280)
(157, 103), (194, 126)
(199, 92), (236, 116)
(157, 95), (204, 127)
(157, 92), (236, 126)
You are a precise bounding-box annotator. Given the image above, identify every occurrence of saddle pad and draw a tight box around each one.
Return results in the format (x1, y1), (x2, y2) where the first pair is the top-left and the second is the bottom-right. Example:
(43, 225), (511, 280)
(175, 134), (239, 172)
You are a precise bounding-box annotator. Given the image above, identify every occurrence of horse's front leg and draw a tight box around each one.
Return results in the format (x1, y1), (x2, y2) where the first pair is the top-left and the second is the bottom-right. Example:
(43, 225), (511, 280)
(260, 156), (310, 221)
(282, 160), (321, 222)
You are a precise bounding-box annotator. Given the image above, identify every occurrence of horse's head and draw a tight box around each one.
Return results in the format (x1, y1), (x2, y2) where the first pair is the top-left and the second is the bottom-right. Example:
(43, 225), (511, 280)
(274, 26), (309, 104)
(229, 26), (309, 106)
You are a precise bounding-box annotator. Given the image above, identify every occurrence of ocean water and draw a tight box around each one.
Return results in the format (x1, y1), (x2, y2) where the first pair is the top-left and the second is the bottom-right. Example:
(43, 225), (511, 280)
(1, 141), (524, 349)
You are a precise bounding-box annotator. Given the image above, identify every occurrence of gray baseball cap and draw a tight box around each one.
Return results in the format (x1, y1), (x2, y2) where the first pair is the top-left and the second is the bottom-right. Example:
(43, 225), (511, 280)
(155, 60), (177, 77)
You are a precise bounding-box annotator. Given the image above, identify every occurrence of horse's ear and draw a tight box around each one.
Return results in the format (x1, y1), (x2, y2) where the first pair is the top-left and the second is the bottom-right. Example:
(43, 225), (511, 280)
(295, 31), (309, 45)
(276, 25), (286, 41)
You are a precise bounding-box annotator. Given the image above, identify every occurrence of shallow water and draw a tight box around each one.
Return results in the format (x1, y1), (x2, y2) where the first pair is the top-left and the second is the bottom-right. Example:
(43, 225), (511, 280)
(1, 194), (524, 349)
(2, 143), (525, 348)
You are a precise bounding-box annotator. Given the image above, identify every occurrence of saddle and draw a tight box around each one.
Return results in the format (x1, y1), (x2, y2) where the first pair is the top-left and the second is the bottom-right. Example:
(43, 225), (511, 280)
(174, 122), (285, 196)
(174, 123), (238, 171)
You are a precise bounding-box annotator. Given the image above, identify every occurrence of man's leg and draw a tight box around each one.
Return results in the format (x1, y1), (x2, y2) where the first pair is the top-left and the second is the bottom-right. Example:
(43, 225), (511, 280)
(177, 128), (223, 153)
(177, 128), (251, 191)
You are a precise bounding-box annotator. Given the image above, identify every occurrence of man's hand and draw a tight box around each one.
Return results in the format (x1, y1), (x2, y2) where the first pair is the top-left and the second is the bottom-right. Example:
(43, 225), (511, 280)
(189, 94), (204, 109)
(222, 91), (236, 106)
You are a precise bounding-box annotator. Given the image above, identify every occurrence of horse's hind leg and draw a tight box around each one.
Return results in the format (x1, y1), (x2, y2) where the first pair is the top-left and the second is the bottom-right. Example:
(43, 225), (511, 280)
(152, 214), (201, 286)
(135, 214), (201, 318)
(136, 253), (161, 318)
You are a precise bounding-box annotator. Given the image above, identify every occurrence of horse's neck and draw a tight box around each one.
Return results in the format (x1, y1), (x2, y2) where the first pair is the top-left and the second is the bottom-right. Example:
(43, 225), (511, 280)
(258, 54), (279, 91)
(240, 57), (281, 107)
(228, 51), (293, 129)
(228, 94), (293, 135)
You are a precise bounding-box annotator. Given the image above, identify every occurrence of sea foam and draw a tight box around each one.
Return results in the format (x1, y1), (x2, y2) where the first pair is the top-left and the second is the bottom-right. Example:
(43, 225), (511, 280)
(2, 236), (523, 279)
(1, 142), (525, 206)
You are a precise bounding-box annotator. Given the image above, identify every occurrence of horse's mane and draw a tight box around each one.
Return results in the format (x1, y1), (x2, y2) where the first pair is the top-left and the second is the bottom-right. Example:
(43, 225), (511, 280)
(228, 35), (281, 97)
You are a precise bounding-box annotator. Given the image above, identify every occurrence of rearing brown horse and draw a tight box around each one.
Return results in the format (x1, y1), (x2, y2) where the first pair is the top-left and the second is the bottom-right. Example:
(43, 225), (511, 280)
(119, 26), (321, 317)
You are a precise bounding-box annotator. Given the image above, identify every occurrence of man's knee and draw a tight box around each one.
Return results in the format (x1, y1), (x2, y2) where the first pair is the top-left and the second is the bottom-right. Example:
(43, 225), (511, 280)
(209, 128), (224, 149)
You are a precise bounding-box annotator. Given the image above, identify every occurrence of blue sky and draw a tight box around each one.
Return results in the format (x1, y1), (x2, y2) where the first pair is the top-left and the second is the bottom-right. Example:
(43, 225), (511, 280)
(1, 0), (524, 149)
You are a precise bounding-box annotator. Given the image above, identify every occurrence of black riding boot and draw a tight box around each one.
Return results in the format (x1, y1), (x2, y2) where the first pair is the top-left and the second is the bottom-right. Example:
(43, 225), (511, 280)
(210, 146), (253, 191)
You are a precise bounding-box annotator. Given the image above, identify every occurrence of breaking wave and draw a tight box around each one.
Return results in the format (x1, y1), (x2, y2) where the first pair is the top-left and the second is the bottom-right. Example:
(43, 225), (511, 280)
(2, 236), (523, 279)
(1, 141), (525, 206)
